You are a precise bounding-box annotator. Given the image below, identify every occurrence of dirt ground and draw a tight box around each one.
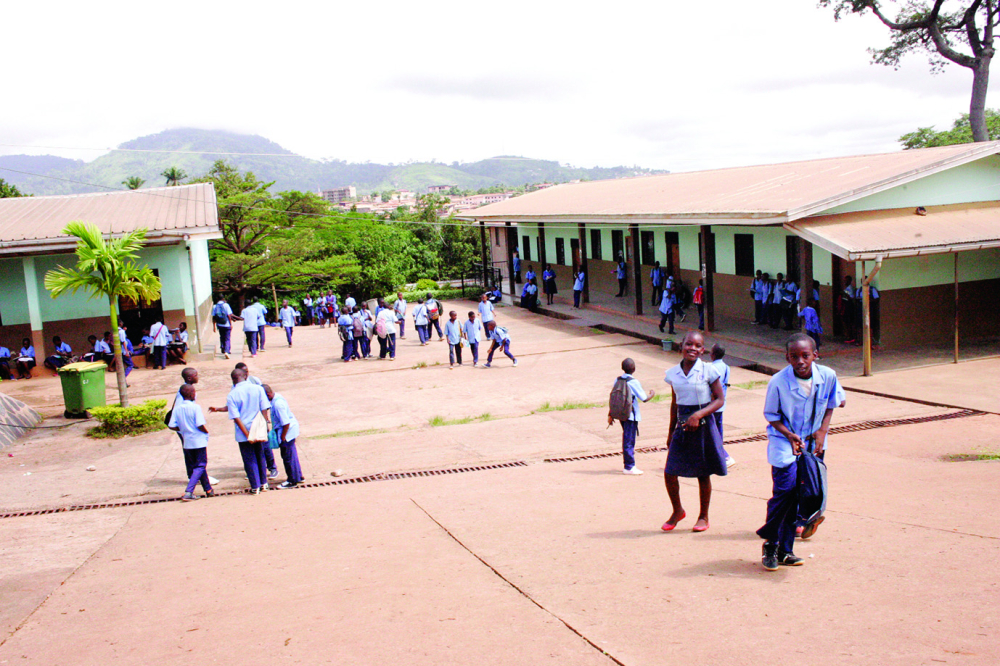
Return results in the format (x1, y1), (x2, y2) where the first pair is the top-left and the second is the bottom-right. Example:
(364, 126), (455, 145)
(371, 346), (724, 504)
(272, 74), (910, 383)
(1, 301), (997, 665)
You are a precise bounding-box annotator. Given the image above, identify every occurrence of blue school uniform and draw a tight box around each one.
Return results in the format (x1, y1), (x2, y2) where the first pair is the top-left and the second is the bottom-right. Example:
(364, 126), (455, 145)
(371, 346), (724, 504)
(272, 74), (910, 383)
(169, 398), (212, 494)
(485, 325), (515, 365)
(240, 306), (259, 355)
(444, 318), (463, 365)
(462, 319), (481, 364)
(663, 359), (727, 478)
(658, 289), (675, 333)
(337, 313), (355, 360)
(226, 380), (271, 489)
(613, 373), (648, 471)
(271, 392), (303, 484)
(572, 272), (585, 307)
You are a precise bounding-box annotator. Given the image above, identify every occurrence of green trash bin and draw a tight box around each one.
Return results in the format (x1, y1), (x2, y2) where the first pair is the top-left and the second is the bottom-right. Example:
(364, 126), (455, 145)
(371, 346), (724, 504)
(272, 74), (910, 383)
(58, 361), (108, 418)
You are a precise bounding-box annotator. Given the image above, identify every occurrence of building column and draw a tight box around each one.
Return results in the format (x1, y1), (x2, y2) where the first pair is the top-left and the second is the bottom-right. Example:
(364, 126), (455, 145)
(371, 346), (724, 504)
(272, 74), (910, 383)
(505, 222), (516, 298)
(22, 257), (46, 362)
(699, 225), (716, 331)
(798, 238), (813, 309)
(629, 223), (643, 316)
(578, 223), (590, 304)
(479, 221), (490, 288)
(538, 222), (547, 268)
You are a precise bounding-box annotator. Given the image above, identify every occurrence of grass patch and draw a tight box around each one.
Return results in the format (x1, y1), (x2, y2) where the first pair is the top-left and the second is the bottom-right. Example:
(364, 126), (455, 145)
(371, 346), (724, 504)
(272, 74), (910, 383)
(311, 427), (390, 440)
(412, 361), (428, 369)
(429, 413), (493, 427)
(648, 392), (671, 403)
(943, 452), (1000, 462)
(535, 400), (602, 413)
(733, 380), (769, 390)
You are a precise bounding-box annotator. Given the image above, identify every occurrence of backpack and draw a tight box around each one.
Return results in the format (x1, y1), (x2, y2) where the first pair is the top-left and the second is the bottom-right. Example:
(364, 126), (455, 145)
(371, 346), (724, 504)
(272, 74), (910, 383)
(797, 449), (827, 527)
(427, 299), (440, 320)
(212, 305), (228, 325)
(352, 316), (363, 337)
(338, 324), (351, 342)
(375, 316), (387, 338)
(608, 377), (633, 422)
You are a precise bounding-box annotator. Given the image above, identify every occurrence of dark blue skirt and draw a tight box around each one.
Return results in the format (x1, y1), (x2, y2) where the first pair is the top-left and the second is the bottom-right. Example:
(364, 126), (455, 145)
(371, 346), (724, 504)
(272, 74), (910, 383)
(665, 405), (728, 478)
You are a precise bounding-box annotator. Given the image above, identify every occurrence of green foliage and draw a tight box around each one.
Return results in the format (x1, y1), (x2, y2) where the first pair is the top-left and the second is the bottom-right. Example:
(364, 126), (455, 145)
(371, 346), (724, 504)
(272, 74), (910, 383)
(535, 400), (602, 412)
(0, 178), (25, 198)
(387, 287), (468, 305)
(733, 380), (769, 390)
(161, 166), (188, 186)
(122, 176), (145, 190)
(414, 278), (440, 291)
(88, 399), (168, 438)
(900, 109), (1000, 148)
(429, 413), (493, 427)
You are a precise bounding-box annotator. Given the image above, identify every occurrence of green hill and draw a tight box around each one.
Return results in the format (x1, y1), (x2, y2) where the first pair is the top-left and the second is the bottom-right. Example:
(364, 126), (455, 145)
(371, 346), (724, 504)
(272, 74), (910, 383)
(0, 128), (665, 196)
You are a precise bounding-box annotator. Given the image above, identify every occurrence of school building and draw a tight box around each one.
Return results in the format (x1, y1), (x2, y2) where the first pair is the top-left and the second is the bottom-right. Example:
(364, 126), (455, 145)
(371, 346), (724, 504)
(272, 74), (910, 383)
(465, 142), (1000, 354)
(0, 183), (220, 364)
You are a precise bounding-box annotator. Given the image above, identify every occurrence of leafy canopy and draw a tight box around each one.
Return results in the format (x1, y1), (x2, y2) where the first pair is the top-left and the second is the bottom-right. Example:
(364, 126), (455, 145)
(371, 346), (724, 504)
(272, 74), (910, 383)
(0, 178), (25, 198)
(899, 108), (1000, 147)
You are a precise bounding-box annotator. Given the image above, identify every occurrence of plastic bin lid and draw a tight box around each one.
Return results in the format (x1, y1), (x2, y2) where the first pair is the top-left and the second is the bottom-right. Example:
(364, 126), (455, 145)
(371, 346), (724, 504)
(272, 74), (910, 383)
(58, 361), (108, 373)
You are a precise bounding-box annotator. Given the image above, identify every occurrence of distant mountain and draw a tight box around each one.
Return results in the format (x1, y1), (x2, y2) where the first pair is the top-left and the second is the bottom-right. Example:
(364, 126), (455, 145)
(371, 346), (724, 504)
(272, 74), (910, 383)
(0, 128), (666, 196)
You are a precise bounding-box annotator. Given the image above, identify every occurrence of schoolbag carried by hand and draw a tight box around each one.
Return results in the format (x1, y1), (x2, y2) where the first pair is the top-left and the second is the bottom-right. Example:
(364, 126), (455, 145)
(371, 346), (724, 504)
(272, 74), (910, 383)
(608, 377), (633, 422)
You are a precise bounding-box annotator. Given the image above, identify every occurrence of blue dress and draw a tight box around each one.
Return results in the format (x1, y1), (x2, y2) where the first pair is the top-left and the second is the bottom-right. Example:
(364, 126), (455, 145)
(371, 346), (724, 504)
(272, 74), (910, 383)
(664, 359), (727, 478)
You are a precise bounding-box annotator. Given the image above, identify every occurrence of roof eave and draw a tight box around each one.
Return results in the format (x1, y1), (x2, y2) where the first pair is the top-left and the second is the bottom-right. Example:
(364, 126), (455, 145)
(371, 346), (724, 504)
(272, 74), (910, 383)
(0, 227), (222, 257)
(461, 213), (788, 226)
(783, 222), (1000, 261)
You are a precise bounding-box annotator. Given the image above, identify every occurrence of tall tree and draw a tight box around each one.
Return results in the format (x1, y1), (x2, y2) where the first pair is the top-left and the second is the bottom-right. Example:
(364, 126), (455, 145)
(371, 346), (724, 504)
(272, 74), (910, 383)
(821, 1), (999, 141)
(0, 178), (25, 198)
(122, 176), (145, 190)
(44, 222), (161, 408)
(161, 166), (188, 186)
(899, 107), (1000, 146)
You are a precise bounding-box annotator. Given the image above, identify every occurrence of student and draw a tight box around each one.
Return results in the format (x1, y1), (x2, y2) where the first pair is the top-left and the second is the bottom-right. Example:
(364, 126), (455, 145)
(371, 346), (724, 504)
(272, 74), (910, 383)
(758, 333), (845, 571)
(524, 278), (539, 311)
(524, 264), (536, 284)
(212, 296), (236, 360)
(117, 333), (135, 383)
(210, 367), (271, 494)
(0, 344), (11, 380)
(489, 285), (503, 303)
(478, 292), (495, 332)
(444, 310), (463, 368)
(301, 294), (313, 327)
(168, 321), (188, 365)
(344, 294), (357, 311)
(693, 280), (706, 331)
(375, 299), (397, 360)
(279, 299), (296, 347)
(673, 277), (688, 322)
(613, 254), (627, 297)
(513, 250), (521, 283)
(359, 302), (375, 357)
(262, 384), (304, 488)
(462, 311), (481, 367)
(484, 321), (517, 368)
(83, 335), (108, 364)
(607, 357), (655, 475)
(542, 264), (557, 305)
(252, 300), (268, 352)
(44, 336), (73, 374)
(781, 275), (798, 331)
(337, 307), (355, 362)
(16, 338), (36, 380)
(425, 292), (444, 341)
(709, 344), (736, 467)
(651, 261), (663, 307)
(661, 331), (727, 533)
(136, 328), (155, 358)
(799, 299), (823, 350)
(413, 299), (430, 345)
(768, 274), (785, 329)
(750, 270), (764, 324)
(870, 282), (881, 347)
(393, 292), (408, 339)
(841, 276), (857, 344)
(150, 319), (170, 369)
(658, 287), (676, 335)
(168, 384), (213, 501)
(234, 362), (263, 386)
(572, 270), (585, 308)
(239, 303), (260, 358)
(351, 306), (366, 360)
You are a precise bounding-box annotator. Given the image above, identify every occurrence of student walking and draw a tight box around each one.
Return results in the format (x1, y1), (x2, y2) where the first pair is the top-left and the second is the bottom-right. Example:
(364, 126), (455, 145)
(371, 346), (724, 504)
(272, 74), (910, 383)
(613, 254), (627, 297)
(425, 293), (444, 341)
(658, 288), (675, 334)
(150, 319), (170, 369)
(263, 385), (304, 488)
(484, 321), (517, 368)
(212, 297), (235, 359)
(463, 311), (481, 366)
(572, 270), (585, 308)
(607, 358), (655, 475)
(651, 262), (663, 307)
(661, 331), (727, 533)
(239, 303), (260, 357)
(542, 265), (557, 305)
(478, 292), (495, 331)
(168, 384), (213, 501)
(393, 292), (408, 339)
(375, 299), (397, 360)
(210, 367), (271, 494)
(279, 299), (296, 347)
(337, 307), (355, 362)
(758, 333), (844, 570)
(799, 299), (823, 349)
(252, 299), (268, 352)
(413, 299), (430, 345)
(444, 310), (463, 368)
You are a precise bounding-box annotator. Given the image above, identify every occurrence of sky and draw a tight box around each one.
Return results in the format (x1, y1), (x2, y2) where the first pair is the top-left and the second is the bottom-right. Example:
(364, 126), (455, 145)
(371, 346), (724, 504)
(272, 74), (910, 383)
(2, 0), (996, 173)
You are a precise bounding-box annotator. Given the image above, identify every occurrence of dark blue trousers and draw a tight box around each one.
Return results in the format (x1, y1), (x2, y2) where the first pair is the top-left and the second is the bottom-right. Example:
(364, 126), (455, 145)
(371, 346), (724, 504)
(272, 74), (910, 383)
(573, 289), (582, 307)
(621, 420), (638, 469)
(238, 441), (267, 489)
(468, 341), (479, 365)
(257, 326), (266, 350)
(263, 442), (277, 472)
(183, 447), (211, 494)
(285, 326), (294, 345)
(280, 438), (304, 483)
(153, 345), (167, 369)
(341, 339), (354, 361)
(123, 354), (134, 377)
(218, 326), (231, 354)
(245, 331), (258, 356)
(756, 462), (798, 552)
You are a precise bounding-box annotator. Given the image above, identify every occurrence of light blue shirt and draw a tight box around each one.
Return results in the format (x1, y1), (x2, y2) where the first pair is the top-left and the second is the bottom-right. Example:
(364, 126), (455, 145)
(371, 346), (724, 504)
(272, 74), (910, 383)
(801, 307), (822, 334)
(55, 342), (72, 355)
(226, 380), (270, 443)
(613, 373), (648, 422)
(573, 272), (585, 290)
(240, 307), (259, 332)
(253, 302), (268, 317)
(444, 319), (462, 344)
(345, 297), (357, 310)
(414, 304), (429, 326)
(462, 319), (480, 344)
(489, 326), (511, 344)
(271, 393), (300, 442)
(95, 340), (111, 354)
(151, 322), (169, 346)
(651, 269), (662, 287)
(213, 301), (233, 328)
(782, 281), (798, 302)
(664, 359), (721, 406)
(752, 278), (763, 301)
(763, 364), (844, 468)
(616, 263), (626, 279)
(279, 306), (296, 328)
(478, 300), (495, 323)
(0, 347), (10, 359)
(394, 299), (407, 320)
(337, 313), (355, 339)
(525, 270), (536, 282)
(20, 346), (35, 359)
(771, 283), (784, 305)
(513, 256), (521, 272)
(169, 399), (208, 450)
(658, 290), (673, 315)
(710, 359), (730, 413)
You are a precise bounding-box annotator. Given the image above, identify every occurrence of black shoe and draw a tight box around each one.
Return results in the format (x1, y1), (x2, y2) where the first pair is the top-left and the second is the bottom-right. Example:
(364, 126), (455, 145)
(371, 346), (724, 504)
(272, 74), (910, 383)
(762, 542), (779, 571)
(777, 548), (804, 566)
(658, 326), (664, 332)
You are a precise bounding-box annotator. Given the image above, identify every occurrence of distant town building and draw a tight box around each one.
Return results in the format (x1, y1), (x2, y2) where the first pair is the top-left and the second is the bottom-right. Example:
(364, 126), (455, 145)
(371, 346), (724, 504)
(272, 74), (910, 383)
(427, 184), (456, 193)
(320, 186), (357, 204)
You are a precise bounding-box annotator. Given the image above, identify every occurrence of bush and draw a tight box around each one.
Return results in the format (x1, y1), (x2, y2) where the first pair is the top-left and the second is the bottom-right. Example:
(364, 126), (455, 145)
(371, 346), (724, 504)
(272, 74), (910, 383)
(414, 278), (439, 291)
(387, 287), (470, 305)
(88, 399), (168, 439)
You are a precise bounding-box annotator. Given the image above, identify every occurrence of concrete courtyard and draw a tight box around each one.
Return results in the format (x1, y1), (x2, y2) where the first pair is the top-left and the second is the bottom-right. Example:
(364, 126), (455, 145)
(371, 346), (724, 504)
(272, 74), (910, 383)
(1, 300), (997, 665)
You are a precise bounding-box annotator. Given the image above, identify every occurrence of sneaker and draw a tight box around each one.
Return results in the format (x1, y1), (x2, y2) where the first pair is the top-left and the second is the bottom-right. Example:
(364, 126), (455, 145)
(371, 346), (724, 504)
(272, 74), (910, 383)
(224, 353), (230, 359)
(267, 468), (279, 479)
(259, 483), (269, 492)
(801, 516), (825, 540)
(762, 542), (779, 571)
(205, 489), (216, 497)
(726, 456), (736, 468)
(278, 481), (297, 489)
(777, 548), (804, 566)
(483, 362), (491, 368)
(623, 467), (643, 475)
(181, 492), (198, 501)
(251, 487), (261, 495)
(512, 359), (518, 367)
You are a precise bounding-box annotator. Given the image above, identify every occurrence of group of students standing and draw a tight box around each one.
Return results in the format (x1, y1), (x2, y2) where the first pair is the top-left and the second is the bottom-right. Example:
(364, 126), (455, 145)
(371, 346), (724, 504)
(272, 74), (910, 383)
(608, 330), (844, 571)
(168, 363), (305, 500)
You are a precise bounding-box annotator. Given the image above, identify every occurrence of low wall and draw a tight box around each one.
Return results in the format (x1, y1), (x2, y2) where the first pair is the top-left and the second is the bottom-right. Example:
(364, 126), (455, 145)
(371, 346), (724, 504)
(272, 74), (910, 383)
(0, 393), (42, 449)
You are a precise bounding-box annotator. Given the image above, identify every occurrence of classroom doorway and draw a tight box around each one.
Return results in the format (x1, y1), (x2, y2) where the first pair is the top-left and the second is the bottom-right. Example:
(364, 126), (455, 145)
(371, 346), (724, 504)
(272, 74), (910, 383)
(117, 269), (163, 344)
(570, 238), (581, 273)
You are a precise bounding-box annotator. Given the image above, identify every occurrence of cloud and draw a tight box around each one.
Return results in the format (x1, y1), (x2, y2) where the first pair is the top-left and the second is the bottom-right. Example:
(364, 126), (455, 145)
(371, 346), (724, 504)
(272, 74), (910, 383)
(383, 74), (572, 102)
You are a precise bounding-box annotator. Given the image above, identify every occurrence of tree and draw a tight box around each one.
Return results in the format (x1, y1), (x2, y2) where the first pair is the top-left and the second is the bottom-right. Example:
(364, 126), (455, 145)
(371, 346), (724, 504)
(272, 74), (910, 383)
(0, 178), (25, 198)
(122, 176), (145, 190)
(899, 107), (1000, 146)
(44, 222), (161, 408)
(161, 166), (188, 186)
(821, 1), (1000, 141)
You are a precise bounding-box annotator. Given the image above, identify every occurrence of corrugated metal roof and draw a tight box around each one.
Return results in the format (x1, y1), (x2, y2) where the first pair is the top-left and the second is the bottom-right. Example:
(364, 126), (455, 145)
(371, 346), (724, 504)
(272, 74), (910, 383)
(787, 201), (1000, 260)
(0, 183), (219, 246)
(463, 142), (1000, 224)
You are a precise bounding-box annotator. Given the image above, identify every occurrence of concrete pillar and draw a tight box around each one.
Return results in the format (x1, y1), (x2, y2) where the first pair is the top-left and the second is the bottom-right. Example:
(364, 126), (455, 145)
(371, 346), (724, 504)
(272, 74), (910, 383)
(699, 225), (716, 331)
(21, 257), (46, 361)
(504, 222), (516, 297)
(629, 223), (643, 316)
(798, 238), (813, 309)
(578, 223), (590, 304)
(538, 222), (547, 269)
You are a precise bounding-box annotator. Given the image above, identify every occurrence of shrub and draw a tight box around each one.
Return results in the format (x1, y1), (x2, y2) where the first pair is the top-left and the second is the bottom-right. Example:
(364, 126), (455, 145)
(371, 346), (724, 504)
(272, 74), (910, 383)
(88, 399), (168, 439)
(414, 278), (439, 291)
(387, 287), (470, 305)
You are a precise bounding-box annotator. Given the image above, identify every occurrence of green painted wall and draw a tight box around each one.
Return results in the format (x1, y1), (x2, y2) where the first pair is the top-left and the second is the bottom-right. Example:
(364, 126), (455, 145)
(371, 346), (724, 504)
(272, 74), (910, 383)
(823, 156), (1000, 215)
(0, 258), (31, 326)
(189, 239), (213, 306)
(878, 248), (1000, 290)
(813, 246), (833, 286)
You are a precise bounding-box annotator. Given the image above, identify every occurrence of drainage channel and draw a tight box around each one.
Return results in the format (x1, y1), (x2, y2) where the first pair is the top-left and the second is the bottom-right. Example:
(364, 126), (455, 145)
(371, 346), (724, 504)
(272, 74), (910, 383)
(0, 461), (529, 520)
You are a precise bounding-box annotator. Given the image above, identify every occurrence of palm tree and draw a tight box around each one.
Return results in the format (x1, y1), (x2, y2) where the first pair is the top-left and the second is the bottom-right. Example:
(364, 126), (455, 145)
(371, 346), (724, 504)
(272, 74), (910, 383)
(161, 166), (187, 187)
(44, 222), (162, 407)
(122, 176), (145, 190)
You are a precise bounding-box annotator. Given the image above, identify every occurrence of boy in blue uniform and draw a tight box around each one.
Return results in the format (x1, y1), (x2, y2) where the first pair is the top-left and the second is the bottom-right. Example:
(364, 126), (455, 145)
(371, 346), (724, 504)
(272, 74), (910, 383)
(263, 385), (304, 488)
(799, 299), (823, 349)
(572, 271), (585, 308)
(484, 321), (517, 368)
(212, 297), (235, 359)
(169, 384), (213, 501)
(758, 333), (844, 571)
(462, 311), (481, 366)
(239, 304), (259, 357)
(279, 299), (296, 347)
(710, 344), (735, 467)
(658, 287), (675, 334)
(444, 310), (463, 368)
(210, 367), (271, 494)
(613, 254), (627, 297)
(607, 357), (655, 475)
(337, 307), (355, 362)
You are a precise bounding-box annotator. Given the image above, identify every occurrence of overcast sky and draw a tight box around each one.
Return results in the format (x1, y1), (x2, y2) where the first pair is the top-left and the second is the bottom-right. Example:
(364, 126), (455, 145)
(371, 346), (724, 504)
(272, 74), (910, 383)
(3, 0), (995, 173)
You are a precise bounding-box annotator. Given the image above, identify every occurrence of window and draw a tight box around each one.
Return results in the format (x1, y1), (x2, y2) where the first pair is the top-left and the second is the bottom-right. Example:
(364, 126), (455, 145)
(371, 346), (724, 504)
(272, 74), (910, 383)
(522, 235), (531, 261)
(555, 237), (566, 265)
(785, 236), (800, 282)
(734, 234), (755, 277)
(611, 230), (624, 263)
(664, 232), (679, 274)
(641, 230), (655, 266)
(590, 229), (602, 261)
